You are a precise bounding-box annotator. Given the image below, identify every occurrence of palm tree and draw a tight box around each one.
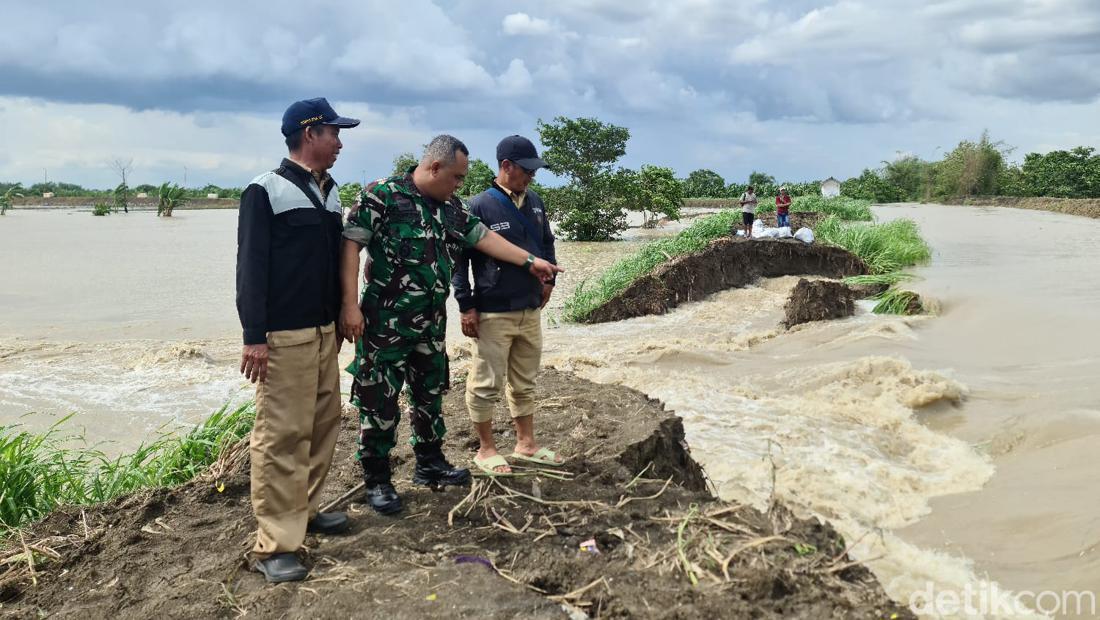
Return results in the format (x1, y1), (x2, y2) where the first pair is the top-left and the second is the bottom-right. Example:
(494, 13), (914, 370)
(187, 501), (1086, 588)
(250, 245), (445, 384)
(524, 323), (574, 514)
(157, 182), (189, 217)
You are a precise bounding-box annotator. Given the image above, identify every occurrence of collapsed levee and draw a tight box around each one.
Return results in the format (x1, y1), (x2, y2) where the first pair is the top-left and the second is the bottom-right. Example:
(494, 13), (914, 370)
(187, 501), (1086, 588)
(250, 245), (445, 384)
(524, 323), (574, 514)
(585, 238), (868, 323)
(0, 369), (911, 619)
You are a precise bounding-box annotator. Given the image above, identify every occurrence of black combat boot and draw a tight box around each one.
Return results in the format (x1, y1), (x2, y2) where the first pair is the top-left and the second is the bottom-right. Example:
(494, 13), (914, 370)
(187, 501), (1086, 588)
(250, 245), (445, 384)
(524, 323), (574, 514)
(412, 441), (471, 488)
(361, 456), (402, 515)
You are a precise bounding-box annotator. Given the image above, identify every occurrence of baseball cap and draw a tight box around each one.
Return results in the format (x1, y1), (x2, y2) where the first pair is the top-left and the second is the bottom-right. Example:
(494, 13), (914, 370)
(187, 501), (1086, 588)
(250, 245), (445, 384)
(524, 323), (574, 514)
(281, 97), (360, 137)
(496, 135), (547, 171)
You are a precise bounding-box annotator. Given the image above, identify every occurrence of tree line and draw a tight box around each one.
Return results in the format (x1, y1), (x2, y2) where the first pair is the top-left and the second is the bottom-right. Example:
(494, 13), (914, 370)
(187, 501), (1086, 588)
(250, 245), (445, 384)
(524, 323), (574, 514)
(0, 181), (244, 200)
(4, 124), (1097, 235)
(841, 131), (1100, 202)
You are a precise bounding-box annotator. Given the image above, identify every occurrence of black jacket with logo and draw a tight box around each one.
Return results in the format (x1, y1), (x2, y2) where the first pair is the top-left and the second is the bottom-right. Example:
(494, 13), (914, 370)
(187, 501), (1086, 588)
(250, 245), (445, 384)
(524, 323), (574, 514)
(452, 183), (557, 313)
(235, 159), (343, 345)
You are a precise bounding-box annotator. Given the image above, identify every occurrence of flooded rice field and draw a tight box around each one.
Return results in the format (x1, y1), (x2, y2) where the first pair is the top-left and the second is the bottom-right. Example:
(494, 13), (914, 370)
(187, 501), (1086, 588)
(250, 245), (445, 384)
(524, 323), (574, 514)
(2, 204), (1098, 617)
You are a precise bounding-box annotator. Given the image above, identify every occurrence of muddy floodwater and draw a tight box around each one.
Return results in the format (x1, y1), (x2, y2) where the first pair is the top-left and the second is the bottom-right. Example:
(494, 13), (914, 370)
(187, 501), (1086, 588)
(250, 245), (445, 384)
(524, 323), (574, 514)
(2, 204), (1098, 617)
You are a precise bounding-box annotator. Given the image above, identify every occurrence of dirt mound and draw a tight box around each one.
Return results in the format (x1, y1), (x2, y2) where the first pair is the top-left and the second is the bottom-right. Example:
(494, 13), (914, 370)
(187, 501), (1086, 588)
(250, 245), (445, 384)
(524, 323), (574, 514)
(784, 279), (857, 328)
(0, 369), (910, 619)
(586, 239), (867, 323)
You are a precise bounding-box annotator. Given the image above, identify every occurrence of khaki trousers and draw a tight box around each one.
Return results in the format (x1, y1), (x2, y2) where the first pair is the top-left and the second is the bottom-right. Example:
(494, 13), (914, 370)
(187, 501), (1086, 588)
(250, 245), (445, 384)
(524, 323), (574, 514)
(250, 322), (342, 558)
(465, 308), (542, 423)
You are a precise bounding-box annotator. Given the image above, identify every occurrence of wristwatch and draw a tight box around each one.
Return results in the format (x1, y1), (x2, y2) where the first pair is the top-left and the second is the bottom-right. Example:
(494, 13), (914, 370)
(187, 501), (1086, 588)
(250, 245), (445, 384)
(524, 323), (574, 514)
(523, 253), (536, 271)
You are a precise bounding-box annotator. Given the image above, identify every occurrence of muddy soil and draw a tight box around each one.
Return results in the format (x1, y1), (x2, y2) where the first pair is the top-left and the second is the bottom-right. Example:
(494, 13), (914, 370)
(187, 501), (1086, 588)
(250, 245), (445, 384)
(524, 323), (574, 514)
(586, 239), (867, 324)
(783, 279), (857, 328)
(1, 369), (910, 620)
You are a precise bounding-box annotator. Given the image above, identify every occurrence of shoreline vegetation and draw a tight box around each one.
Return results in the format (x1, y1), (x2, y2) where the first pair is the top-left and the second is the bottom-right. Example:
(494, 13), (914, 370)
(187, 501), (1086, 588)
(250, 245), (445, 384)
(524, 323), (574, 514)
(562, 196), (931, 323)
(0, 404), (254, 534)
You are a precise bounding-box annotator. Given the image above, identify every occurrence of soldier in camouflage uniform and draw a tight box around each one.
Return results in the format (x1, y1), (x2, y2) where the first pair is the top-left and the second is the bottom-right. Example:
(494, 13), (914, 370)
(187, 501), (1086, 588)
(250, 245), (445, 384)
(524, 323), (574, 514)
(340, 135), (562, 514)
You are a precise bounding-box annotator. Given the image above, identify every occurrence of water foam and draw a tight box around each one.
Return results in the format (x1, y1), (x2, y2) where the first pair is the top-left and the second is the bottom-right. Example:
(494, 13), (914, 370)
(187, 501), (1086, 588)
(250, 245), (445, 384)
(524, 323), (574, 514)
(541, 279), (1034, 617)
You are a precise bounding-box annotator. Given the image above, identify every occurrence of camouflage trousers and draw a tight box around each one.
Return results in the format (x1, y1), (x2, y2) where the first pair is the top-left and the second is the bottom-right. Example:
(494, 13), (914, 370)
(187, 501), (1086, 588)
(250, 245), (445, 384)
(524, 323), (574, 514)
(348, 335), (450, 459)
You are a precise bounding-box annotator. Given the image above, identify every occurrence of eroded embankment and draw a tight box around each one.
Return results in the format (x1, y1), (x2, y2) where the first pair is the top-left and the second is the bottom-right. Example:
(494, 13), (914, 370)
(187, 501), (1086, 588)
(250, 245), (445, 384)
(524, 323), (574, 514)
(0, 369), (910, 619)
(585, 238), (868, 323)
(945, 196), (1100, 219)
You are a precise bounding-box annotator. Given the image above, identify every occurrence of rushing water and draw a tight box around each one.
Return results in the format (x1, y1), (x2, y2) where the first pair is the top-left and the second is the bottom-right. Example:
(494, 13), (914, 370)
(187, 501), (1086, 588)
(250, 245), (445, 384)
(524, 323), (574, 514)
(1, 205), (1098, 617)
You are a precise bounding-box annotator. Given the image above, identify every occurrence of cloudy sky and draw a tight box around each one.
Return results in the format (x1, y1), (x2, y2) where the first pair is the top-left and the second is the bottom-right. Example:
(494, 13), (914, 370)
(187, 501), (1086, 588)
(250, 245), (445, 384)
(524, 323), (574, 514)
(2, 0), (1098, 189)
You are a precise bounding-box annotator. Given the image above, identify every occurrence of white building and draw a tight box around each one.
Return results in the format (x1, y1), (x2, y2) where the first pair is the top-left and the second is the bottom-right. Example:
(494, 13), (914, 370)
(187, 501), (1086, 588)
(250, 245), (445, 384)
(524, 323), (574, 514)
(820, 177), (841, 198)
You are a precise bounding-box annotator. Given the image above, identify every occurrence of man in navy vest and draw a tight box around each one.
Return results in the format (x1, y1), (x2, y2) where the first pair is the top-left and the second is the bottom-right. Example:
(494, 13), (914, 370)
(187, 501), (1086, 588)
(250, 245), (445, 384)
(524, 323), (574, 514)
(453, 135), (564, 475)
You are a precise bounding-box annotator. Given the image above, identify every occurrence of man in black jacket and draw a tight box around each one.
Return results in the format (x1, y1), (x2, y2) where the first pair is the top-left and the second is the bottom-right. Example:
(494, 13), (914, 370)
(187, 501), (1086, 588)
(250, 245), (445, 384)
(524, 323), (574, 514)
(236, 97), (358, 583)
(453, 135), (563, 475)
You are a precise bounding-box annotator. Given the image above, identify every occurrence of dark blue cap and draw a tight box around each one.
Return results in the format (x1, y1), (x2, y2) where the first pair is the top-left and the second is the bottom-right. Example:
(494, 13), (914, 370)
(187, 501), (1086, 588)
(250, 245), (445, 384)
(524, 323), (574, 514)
(281, 97), (360, 137)
(496, 135), (547, 170)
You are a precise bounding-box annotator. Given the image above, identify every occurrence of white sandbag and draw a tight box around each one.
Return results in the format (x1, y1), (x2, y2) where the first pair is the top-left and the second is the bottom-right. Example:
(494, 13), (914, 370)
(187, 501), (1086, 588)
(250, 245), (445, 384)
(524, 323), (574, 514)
(794, 227), (814, 244)
(752, 219), (764, 233)
(776, 226), (793, 238)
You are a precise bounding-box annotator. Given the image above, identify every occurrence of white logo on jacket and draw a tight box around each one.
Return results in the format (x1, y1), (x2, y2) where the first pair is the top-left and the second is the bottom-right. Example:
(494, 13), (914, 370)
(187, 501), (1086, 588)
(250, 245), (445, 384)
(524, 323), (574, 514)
(489, 221), (511, 232)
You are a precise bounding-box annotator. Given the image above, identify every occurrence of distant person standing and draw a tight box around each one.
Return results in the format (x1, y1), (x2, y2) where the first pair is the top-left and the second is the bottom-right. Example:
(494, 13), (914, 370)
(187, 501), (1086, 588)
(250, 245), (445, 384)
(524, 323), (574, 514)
(236, 97), (360, 583)
(739, 185), (758, 237)
(775, 186), (792, 228)
(453, 135), (562, 476)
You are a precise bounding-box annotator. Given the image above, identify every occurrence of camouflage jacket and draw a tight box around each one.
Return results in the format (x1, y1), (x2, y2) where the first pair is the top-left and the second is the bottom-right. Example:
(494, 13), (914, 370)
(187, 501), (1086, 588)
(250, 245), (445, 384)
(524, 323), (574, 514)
(343, 170), (489, 337)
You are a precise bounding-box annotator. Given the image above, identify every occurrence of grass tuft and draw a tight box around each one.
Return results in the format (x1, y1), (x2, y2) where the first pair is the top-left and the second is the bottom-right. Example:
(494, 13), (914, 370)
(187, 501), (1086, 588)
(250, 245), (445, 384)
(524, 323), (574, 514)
(815, 217), (931, 274)
(842, 273), (917, 287)
(1, 403), (255, 534)
(872, 289), (923, 315)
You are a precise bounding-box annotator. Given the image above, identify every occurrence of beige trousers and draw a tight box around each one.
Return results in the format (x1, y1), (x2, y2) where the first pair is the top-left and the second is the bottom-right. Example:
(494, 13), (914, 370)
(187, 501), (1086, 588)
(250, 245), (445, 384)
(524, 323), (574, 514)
(250, 322), (342, 558)
(465, 308), (542, 423)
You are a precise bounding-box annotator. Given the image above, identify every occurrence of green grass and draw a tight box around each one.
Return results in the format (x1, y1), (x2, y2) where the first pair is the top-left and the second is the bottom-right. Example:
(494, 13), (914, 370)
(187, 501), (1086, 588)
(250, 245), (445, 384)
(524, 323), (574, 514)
(872, 289), (923, 315)
(562, 209), (743, 321)
(815, 217), (931, 274)
(1, 403), (255, 533)
(91, 203), (112, 216)
(842, 273), (917, 287)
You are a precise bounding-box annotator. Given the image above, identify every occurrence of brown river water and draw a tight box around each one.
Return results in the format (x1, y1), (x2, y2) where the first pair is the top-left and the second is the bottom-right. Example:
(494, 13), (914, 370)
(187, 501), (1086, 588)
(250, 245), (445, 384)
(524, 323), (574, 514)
(1, 204), (1097, 618)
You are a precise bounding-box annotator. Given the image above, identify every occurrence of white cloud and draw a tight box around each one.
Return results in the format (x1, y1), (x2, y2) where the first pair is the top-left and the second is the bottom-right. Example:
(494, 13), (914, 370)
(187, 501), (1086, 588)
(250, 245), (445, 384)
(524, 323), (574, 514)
(502, 12), (555, 35)
(0, 97), (428, 188)
(497, 59), (534, 95)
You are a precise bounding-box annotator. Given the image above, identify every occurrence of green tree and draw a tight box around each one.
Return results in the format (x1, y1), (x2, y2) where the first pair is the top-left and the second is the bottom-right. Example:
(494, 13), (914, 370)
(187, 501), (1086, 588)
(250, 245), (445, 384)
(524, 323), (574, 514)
(882, 155), (929, 201)
(0, 184), (22, 215)
(931, 131), (1008, 198)
(683, 169), (726, 198)
(536, 116), (631, 240)
(156, 182), (189, 217)
(841, 169), (902, 202)
(458, 158), (495, 198)
(113, 182), (130, 214)
(391, 152), (418, 176)
(746, 171), (778, 199)
(1015, 146), (1100, 198)
(338, 182), (362, 211)
(748, 171), (775, 187)
(623, 165), (684, 227)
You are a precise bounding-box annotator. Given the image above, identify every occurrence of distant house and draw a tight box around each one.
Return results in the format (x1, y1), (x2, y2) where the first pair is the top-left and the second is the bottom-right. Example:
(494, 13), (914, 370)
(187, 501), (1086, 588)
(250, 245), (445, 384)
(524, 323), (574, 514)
(820, 177), (841, 198)
(42, 192), (54, 198)
(136, 192), (148, 198)
(206, 193), (219, 199)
